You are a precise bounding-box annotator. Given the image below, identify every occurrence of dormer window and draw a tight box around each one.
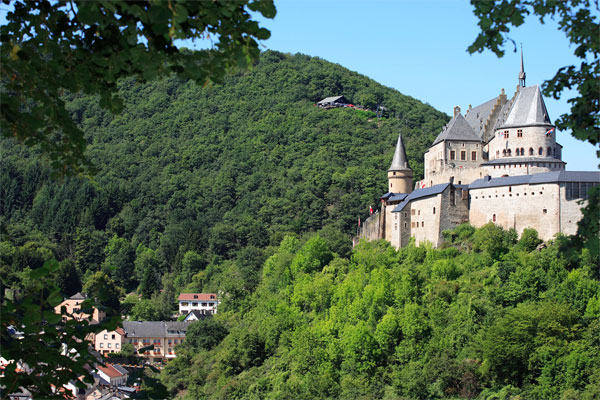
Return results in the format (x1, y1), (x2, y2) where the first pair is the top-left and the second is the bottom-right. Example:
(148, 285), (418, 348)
(193, 295), (198, 299)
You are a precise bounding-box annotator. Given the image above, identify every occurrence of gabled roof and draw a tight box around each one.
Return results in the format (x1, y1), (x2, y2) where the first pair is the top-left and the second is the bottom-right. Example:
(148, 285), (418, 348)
(184, 310), (210, 321)
(432, 113), (482, 146)
(178, 293), (217, 301)
(122, 321), (165, 338)
(389, 193), (409, 202)
(317, 95), (348, 105)
(469, 171), (600, 189)
(465, 97), (497, 138)
(98, 364), (126, 378)
(392, 183), (451, 212)
(500, 85), (552, 128)
(69, 292), (86, 300)
(389, 134), (410, 171)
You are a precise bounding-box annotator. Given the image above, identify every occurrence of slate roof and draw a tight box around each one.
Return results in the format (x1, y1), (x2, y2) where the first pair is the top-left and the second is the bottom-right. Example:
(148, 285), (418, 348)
(481, 157), (565, 165)
(184, 310), (210, 321)
(389, 134), (410, 171)
(432, 113), (482, 146)
(389, 193), (409, 202)
(465, 97), (497, 138)
(469, 171), (600, 189)
(500, 85), (553, 128)
(69, 292), (86, 300)
(392, 183), (451, 212)
(178, 293), (217, 301)
(122, 321), (192, 338)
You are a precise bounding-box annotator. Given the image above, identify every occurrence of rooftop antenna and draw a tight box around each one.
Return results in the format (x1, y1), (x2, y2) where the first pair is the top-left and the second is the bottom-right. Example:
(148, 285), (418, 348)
(518, 44), (526, 87)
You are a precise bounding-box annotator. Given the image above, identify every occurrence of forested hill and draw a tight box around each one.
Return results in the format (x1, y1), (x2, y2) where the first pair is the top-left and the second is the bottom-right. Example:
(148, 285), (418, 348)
(1, 50), (447, 296)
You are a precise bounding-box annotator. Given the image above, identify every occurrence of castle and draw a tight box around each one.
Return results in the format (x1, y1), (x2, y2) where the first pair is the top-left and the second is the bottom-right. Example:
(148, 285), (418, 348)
(359, 54), (600, 248)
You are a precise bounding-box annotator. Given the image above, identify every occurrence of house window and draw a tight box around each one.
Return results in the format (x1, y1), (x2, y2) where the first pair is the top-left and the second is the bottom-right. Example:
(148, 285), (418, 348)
(108, 343), (111, 348)
(504, 131), (509, 139)
(111, 334), (115, 340)
(450, 150), (456, 160)
(104, 334), (108, 339)
(100, 343), (104, 348)
(181, 302), (188, 307)
(461, 151), (466, 160)
(471, 151), (477, 161)
(202, 303), (207, 307)
(116, 343), (119, 349)
(517, 129), (523, 137)
(192, 302), (198, 306)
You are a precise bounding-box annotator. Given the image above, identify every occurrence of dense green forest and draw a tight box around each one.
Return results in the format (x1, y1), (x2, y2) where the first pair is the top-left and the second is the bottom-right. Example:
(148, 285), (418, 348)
(2, 50), (598, 399)
(1, 50), (446, 318)
(162, 226), (600, 399)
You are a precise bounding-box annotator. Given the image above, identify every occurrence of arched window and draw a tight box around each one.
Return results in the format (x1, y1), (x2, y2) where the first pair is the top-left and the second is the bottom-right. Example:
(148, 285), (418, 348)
(515, 148), (520, 156)
(538, 147), (543, 155)
(502, 149), (507, 157)
(493, 214), (496, 222)
(547, 147), (552, 156)
(507, 149), (512, 156)
(529, 148), (534, 155)
(520, 147), (524, 156)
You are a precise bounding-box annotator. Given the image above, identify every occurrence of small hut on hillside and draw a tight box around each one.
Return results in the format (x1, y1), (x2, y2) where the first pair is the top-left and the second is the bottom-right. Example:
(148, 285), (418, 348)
(317, 95), (350, 108)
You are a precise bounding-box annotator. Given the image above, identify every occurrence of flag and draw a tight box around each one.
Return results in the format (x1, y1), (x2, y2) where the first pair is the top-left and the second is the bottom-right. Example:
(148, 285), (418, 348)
(369, 206), (373, 215)
(421, 182), (426, 188)
(546, 127), (555, 136)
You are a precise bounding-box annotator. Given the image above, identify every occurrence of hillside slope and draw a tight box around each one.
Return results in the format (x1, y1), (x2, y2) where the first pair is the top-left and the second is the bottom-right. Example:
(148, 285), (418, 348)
(1, 50), (447, 297)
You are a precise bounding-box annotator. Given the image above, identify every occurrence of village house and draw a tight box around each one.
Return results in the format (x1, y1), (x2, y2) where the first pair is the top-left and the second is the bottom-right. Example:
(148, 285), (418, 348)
(96, 364), (129, 387)
(95, 328), (126, 356)
(122, 321), (191, 363)
(54, 292), (106, 324)
(177, 293), (218, 315)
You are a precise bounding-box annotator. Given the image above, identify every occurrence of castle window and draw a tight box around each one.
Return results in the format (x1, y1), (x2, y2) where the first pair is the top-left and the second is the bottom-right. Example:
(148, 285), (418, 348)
(504, 130), (509, 139)
(433, 207), (436, 215)
(450, 150), (456, 160)
(493, 214), (496, 222)
(411, 222), (415, 228)
(422, 221), (425, 227)
(411, 209), (415, 215)
(517, 129), (523, 137)
(529, 148), (534, 155)
(471, 151), (477, 161)
(394, 223), (398, 230)
(547, 147), (552, 156)
(507, 149), (511, 156)
(461, 151), (466, 160)
(543, 209), (547, 214)
(502, 149), (507, 157)
(462, 143), (465, 147)
(538, 147), (543, 155)
(393, 171), (396, 175)
(496, 150), (500, 157)
(404, 222), (407, 228)
(418, 210), (421, 215)
(520, 147), (524, 156)
(509, 186), (512, 192)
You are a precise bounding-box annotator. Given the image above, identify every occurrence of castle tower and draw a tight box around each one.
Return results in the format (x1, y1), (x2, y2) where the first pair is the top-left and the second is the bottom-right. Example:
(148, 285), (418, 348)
(388, 133), (413, 193)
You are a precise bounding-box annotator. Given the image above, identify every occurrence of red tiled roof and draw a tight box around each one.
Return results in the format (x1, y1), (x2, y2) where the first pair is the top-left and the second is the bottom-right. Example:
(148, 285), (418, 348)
(115, 328), (126, 336)
(178, 293), (217, 301)
(98, 364), (124, 378)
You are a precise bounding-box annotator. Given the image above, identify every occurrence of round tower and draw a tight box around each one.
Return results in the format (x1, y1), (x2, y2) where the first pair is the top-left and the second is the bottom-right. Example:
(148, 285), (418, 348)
(388, 133), (413, 193)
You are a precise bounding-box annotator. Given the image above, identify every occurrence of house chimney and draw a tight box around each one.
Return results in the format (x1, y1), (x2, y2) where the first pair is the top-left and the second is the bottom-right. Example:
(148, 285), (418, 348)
(484, 175), (491, 182)
(449, 176), (454, 184)
(453, 106), (461, 117)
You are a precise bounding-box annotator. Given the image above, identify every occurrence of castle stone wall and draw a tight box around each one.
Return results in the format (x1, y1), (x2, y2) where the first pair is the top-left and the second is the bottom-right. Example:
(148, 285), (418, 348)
(424, 141), (484, 187)
(469, 183), (562, 240)
(488, 126), (560, 161)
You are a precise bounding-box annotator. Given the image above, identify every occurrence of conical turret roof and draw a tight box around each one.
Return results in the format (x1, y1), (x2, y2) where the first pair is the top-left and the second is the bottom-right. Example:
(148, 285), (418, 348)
(389, 133), (411, 171)
(501, 85), (552, 128)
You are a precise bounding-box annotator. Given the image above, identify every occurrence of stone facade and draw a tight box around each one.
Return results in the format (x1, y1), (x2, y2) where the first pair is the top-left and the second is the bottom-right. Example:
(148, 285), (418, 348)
(357, 67), (599, 249)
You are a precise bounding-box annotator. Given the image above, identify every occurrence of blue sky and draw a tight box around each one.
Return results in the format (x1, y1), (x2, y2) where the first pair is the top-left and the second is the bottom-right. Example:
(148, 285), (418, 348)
(250, 0), (598, 171)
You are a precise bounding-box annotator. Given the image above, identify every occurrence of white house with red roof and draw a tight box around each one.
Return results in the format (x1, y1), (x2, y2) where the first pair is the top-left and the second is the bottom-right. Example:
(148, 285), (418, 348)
(177, 293), (218, 315)
(94, 327), (126, 356)
(96, 364), (128, 387)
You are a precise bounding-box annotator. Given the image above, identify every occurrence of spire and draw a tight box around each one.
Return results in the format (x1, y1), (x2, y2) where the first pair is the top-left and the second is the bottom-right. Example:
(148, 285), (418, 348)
(389, 133), (410, 171)
(518, 44), (526, 87)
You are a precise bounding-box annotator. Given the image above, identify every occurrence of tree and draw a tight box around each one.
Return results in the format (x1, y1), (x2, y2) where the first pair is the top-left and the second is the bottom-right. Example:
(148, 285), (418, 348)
(1, 0), (276, 174)
(468, 0), (599, 152)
